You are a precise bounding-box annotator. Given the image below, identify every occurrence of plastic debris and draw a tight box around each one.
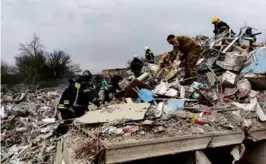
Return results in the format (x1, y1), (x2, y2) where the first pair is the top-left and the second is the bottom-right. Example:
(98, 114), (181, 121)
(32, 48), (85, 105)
(167, 99), (185, 111)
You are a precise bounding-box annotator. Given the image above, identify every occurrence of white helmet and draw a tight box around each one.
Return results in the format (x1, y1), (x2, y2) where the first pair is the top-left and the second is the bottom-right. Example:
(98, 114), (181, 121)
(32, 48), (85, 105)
(145, 46), (149, 50)
(133, 55), (139, 58)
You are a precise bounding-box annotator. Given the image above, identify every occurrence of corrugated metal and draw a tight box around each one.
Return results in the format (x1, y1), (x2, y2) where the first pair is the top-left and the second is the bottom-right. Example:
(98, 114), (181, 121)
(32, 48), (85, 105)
(241, 47), (266, 73)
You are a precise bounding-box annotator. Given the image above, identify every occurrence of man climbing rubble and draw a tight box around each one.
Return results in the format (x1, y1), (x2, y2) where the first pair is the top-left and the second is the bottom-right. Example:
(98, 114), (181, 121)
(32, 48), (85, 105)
(211, 16), (231, 36)
(57, 70), (100, 120)
(145, 46), (155, 63)
(130, 55), (144, 77)
(166, 34), (201, 78)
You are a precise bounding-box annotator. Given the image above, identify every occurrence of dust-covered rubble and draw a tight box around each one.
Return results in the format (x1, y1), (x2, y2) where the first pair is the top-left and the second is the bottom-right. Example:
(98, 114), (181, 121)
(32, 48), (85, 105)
(1, 87), (61, 164)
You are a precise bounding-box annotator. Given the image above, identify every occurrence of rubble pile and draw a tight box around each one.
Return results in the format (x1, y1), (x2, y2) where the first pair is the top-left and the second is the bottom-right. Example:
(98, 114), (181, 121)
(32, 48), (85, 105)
(64, 129), (104, 163)
(1, 88), (61, 163)
(68, 27), (266, 162)
(1, 26), (266, 163)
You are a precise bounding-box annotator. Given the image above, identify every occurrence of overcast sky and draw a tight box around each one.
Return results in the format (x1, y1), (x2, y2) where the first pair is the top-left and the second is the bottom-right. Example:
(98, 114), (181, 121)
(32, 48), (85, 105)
(1, 0), (266, 73)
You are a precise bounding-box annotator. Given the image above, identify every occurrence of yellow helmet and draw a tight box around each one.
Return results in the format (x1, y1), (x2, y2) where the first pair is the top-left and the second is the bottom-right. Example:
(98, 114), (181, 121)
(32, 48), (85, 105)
(211, 16), (220, 23)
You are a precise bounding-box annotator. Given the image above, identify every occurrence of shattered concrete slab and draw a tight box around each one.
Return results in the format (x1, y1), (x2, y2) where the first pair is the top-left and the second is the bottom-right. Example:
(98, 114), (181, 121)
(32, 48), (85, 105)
(75, 103), (150, 124)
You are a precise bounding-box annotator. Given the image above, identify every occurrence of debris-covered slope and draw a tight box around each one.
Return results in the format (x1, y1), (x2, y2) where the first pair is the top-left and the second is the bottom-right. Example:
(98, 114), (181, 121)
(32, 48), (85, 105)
(1, 88), (60, 163)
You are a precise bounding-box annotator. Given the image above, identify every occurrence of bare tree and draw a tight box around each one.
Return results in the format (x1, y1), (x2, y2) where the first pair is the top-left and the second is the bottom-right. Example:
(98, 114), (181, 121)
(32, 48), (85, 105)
(15, 34), (46, 83)
(68, 64), (82, 75)
(19, 33), (44, 56)
(46, 50), (81, 78)
(13, 33), (82, 84)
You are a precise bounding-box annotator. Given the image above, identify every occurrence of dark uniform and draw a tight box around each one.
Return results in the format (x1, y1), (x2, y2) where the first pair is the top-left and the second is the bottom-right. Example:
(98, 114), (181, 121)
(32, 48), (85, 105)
(145, 49), (155, 63)
(94, 74), (103, 92)
(57, 70), (100, 120)
(169, 36), (201, 77)
(130, 57), (143, 77)
(110, 75), (122, 92)
(213, 21), (230, 36)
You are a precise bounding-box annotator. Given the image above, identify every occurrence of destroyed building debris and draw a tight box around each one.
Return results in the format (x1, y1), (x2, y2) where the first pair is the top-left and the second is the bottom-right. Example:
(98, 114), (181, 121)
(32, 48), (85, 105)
(54, 26), (266, 164)
(1, 88), (61, 164)
(1, 25), (266, 164)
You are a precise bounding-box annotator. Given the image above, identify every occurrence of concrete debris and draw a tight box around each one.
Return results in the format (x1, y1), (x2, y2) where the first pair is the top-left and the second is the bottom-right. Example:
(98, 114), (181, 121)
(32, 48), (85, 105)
(2, 32), (266, 164)
(42, 118), (56, 123)
(191, 127), (205, 134)
(241, 119), (253, 129)
(153, 82), (169, 95)
(180, 85), (185, 98)
(62, 42), (266, 161)
(221, 71), (237, 87)
(232, 101), (257, 112)
(75, 103), (150, 124)
(0, 105), (7, 119)
(206, 72), (216, 86)
(108, 127), (125, 136)
(195, 150), (212, 164)
(232, 98), (266, 121)
(216, 52), (247, 71)
(255, 101), (266, 121)
(155, 102), (164, 118)
(248, 90), (259, 98)
(1, 87), (60, 164)
(237, 79), (251, 98)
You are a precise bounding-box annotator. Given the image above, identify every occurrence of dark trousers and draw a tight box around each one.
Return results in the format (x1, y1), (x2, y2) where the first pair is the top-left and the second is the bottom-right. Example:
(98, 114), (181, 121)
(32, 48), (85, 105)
(57, 106), (87, 120)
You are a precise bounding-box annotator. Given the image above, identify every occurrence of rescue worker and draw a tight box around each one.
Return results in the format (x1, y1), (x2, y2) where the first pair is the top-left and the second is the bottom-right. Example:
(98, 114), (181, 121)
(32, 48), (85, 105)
(98, 76), (109, 104)
(130, 55), (143, 77)
(158, 53), (171, 69)
(145, 47), (155, 63)
(166, 35), (201, 78)
(57, 70), (100, 120)
(94, 74), (102, 92)
(211, 17), (230, 36)
(110, 73), (122, 92)
(155, 52), (172, 75)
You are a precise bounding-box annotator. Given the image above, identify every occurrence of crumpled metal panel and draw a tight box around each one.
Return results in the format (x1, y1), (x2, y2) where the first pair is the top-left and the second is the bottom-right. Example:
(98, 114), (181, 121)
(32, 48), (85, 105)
(241, 47), (266, 73)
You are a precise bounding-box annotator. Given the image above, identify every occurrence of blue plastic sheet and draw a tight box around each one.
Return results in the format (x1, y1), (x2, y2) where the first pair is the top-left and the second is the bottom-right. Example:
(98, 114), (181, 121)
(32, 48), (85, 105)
(241, 48), (266, 73)
(167, 99), (185, 111)
(136, 88), (155, 103)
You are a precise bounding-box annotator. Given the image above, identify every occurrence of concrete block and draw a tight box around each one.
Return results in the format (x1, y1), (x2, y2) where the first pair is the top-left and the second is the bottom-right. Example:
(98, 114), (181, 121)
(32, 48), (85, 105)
(206, 72), (216, 86)
(216, 52), (246, 71)
(221, 71), (237, 87)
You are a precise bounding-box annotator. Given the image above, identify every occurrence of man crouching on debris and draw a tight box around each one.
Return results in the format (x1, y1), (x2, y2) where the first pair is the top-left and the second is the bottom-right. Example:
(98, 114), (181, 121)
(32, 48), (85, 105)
(57, 70), (101, 121)
(155, 52), (172, 75)
(167, 34), (201, 78)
